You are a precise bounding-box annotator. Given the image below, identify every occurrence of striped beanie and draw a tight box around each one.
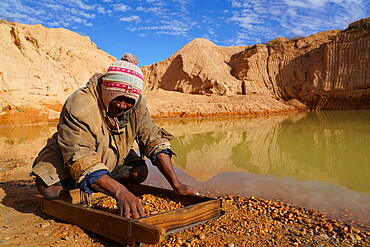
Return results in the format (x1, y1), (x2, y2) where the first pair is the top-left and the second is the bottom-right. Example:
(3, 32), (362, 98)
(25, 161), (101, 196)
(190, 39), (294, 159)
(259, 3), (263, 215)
(101, 53), (144, 110)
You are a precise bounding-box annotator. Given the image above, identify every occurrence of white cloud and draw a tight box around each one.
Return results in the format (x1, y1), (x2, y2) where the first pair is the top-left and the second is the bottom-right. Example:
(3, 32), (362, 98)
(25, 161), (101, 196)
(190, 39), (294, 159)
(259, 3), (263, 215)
(0, 0), (101, 28)
(69, 0), (95, 11)
(74, 17), (83, 24)
(128, 19), (194, 36)
(227, 0), (369, 46)
(283, 0), (309, 8)
(208, 29), (216, 35)
(80, 12), (95, 19)
(112, 4), (131, 12)
(48, 21), (62, 27)
(136, 6), (166, 15)
(286, 7), (297, 17)
(229, 11), (260, 29)
(231, 1), (242, 8)
(97, 6), (105, 14)
(119, 15), (141, 22)
(147, 7), (162, 13)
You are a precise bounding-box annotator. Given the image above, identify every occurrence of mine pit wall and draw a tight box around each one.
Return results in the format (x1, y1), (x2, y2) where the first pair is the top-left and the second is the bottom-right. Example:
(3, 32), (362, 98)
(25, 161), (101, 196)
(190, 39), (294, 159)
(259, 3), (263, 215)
(230, 28), (369, 111)
(313, 29), (369, 110)
(281, 28), (370, 110)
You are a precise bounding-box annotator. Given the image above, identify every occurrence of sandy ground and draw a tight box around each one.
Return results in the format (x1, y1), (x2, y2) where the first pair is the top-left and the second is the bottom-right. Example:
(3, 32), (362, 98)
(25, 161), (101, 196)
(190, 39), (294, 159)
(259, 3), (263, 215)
(0, 159), (369, 247)
(145, 90), (308, 119)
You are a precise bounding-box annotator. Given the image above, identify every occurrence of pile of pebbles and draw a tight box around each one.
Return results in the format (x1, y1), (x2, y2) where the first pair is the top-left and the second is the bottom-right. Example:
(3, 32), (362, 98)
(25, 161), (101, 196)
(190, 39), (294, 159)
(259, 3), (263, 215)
(85, 194), (184, 216)
(149, 195), (369, 247)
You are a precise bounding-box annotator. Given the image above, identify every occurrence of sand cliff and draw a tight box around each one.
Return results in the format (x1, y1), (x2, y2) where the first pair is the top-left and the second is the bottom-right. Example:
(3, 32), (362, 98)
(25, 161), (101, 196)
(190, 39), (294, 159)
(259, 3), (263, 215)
(0, 21), (115, 125)
(142, 18), (369, 111)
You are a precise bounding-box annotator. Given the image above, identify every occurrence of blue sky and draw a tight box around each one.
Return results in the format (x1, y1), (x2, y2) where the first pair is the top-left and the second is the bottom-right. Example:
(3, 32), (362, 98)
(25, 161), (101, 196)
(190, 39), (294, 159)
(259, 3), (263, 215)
(1, 0), (369, 66)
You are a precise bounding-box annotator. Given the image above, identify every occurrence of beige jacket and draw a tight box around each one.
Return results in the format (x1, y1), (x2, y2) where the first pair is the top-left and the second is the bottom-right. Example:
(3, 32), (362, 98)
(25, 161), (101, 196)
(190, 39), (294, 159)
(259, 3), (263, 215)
(32, 73), (173, 186)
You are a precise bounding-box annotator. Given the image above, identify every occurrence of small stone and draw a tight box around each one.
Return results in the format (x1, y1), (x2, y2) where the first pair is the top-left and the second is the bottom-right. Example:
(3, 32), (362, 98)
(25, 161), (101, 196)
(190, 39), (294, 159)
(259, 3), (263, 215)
(228, 243), (235, 247)
(303, 218), (311, 224)
(199, 233), (206, 240)
(175, 238), (183, 245)
(354, 234), (362, 241)
(348, 234), (355, 240)
(41, 222), (51, 228)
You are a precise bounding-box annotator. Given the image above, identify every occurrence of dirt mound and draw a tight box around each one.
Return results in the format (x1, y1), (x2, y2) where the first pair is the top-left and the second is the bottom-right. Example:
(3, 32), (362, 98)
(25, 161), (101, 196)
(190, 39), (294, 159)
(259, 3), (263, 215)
(142, 38), (245, 95)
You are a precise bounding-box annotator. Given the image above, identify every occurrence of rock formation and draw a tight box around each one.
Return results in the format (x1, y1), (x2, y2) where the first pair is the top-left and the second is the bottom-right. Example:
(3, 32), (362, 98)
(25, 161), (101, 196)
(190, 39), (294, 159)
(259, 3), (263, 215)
(142, 38), (245, 95)
(142, 18), (369, 110)
(0, 21), (115, 125)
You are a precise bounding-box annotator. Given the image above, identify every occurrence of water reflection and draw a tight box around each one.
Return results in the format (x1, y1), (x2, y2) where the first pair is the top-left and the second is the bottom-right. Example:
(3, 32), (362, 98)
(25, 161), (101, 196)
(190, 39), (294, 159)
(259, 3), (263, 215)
(157, 111), (369, 194)
(0, 123), (57, 166)
(0, 124), (57, 181)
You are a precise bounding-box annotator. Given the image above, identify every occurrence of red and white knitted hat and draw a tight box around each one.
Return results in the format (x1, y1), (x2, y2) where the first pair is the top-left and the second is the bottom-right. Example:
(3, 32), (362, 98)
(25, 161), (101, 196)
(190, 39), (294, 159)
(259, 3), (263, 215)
(101, 53), (144, 109)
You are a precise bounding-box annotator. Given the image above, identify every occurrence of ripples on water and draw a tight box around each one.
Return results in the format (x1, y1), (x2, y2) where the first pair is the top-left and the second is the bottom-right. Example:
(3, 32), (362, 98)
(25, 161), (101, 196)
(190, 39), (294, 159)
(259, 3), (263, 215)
(0, 110), (369, 227)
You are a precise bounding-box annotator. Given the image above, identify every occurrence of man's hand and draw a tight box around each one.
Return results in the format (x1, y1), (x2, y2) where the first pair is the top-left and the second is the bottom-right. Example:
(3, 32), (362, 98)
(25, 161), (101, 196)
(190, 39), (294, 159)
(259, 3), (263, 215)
(173, 183), (199, 196)
(114, 186), (145, 218)
(155, 152), (199, 196)
(90, 174), (145, 219)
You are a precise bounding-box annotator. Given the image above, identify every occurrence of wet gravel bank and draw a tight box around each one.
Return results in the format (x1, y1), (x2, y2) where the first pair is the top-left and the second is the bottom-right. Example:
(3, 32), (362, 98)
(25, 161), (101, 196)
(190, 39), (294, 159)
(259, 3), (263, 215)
(147, 195), (369, 246)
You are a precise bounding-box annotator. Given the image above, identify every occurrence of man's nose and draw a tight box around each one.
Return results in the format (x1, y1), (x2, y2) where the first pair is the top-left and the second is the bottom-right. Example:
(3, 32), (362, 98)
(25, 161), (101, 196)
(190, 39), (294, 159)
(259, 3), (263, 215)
(117, 102), (127, 109)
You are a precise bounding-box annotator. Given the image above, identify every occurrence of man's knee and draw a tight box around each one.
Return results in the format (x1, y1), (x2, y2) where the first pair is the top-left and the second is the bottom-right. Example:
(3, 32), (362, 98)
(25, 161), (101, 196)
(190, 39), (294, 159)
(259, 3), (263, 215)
(129, 164), (148, 184)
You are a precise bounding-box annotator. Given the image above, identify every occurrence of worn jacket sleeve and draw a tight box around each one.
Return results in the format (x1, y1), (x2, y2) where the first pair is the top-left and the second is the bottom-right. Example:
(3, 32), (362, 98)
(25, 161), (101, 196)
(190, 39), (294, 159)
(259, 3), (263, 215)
(135, 98), (174, 159)
(58, 90), (108, 183)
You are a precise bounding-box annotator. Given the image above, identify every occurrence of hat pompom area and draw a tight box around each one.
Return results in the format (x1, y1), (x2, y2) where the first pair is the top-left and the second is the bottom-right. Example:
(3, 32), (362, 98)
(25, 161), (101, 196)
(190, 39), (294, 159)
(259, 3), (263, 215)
(121, 53), (139, 65)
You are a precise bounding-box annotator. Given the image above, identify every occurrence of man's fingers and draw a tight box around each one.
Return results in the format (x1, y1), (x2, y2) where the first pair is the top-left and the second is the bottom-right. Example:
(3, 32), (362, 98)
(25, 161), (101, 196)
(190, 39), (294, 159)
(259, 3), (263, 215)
(138, 204), (146, 217)
(132, 209), (140, 219)
(175, 184), (199, 196)
(124, 205), (131, 218)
